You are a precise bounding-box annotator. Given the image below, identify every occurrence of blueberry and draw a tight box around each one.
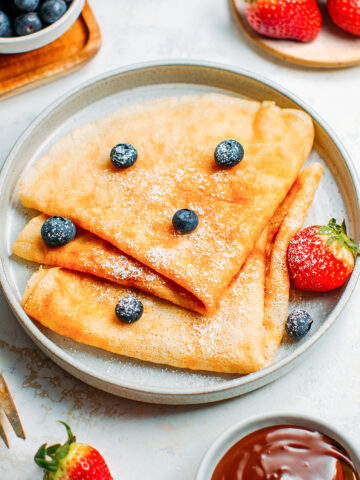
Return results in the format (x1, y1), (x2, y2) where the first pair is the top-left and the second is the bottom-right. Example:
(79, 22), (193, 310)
(14, 0), (39, 12)
(14, 12), (42, 35)
(0, 10), (12, 37)
(115, 296), (144, 324)
(41, 216), (76, 247)
(40, 0), (67, 24)
(286, 310), (313, 339)
(110, 143), (138, 169)
(215, 139), (244, 168)
(172, 209), (199, 234)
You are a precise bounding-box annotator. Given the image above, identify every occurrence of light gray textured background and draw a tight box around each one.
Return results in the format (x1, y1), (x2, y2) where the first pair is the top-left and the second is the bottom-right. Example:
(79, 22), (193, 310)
(1, 1), (359, 478)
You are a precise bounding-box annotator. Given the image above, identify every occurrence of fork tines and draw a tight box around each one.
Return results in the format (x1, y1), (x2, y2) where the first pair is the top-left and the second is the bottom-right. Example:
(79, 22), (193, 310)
(0, 374), (25, 448)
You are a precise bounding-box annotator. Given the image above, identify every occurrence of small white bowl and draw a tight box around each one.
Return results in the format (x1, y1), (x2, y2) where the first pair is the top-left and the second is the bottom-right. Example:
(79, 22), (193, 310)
(196, 412), (360, 479)
(0, 0), (85, 54)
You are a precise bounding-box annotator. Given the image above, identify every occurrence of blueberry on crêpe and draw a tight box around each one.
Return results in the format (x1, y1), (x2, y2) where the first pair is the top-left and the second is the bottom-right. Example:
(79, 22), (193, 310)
(110, 143), (138, 169)
(115, 296), (144, 324)
(41, 216), (76, 247)
(286, 310), (313, 339)
(172, 209), (199, 234)
(215, 139), (244, 168)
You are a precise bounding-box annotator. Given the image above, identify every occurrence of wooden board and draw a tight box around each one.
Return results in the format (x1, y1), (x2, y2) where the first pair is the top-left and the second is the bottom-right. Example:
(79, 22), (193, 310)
(0, 2), (101, 99)
(231, 0), (360, 68)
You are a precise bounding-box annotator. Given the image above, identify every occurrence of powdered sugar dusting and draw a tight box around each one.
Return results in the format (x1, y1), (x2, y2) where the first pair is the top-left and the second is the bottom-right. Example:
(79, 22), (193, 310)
(101, 253), (158, 283)
(18, 93), (317, 313)
(9, 85), (352, 395)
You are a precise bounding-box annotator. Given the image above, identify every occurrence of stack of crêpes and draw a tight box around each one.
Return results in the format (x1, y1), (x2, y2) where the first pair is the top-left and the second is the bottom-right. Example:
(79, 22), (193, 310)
(13, 94), (323, 375)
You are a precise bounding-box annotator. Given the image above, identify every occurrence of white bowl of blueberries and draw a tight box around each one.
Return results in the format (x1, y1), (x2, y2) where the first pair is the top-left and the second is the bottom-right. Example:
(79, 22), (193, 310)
(0, 0), (85, 53)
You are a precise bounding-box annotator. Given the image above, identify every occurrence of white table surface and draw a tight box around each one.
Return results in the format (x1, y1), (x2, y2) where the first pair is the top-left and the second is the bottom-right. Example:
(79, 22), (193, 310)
(1, 1), (360, 478)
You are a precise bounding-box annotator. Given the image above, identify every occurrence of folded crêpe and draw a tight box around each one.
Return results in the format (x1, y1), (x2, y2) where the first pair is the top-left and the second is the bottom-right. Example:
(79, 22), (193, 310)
(21, 164), (323, 374)
(264, 162), (323, 359)
(18, 94), (314, 314)
(13, 163), (321, 316)
(13, 215), (206, 315)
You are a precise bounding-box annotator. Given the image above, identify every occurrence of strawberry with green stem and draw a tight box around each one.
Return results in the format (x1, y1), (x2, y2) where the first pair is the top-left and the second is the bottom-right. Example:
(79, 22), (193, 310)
(35, 422), (113, 480)
(287, 218), (359, 292)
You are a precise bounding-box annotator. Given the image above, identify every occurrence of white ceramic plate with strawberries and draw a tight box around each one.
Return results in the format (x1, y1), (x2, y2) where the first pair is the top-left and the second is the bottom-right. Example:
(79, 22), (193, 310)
(0, 62), (359, 404)
(231, 0), (360, 68)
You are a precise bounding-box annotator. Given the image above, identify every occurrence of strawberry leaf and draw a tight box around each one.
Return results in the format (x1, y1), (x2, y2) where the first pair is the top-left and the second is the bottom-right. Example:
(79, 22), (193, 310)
(34, 443), (59, 473)
(320, 218), (360, 258)
(58, 421), (76, 444)
(319, 226), (332, 235)
(35, 422), (77, 477)
(341, 219), (347, 235)
(326, 236), (336, 246)
(53, 443), (70, 461)
(345, 238), (360, 254)
(46, 444), (61, 457)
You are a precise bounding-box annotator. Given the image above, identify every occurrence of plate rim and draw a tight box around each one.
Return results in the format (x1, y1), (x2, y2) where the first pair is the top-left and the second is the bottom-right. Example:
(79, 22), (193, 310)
(1, 60), (360, 401)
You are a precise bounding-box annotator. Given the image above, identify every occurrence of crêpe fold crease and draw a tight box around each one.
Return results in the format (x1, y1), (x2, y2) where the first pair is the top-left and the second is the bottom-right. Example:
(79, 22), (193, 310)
(13, 215), (206, 315)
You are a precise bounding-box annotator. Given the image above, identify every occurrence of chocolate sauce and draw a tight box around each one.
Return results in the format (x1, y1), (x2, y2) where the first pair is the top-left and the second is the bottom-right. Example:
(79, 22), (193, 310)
(211, 425), (359, 480)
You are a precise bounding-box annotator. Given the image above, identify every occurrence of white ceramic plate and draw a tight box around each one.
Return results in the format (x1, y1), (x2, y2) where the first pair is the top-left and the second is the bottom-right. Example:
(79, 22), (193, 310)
(0, 61), (359, 404)
(196, 412), (360, 479)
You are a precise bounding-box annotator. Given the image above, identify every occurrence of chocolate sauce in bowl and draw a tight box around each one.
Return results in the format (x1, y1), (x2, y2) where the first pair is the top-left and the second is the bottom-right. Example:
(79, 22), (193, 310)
(211, 425), (359, 480)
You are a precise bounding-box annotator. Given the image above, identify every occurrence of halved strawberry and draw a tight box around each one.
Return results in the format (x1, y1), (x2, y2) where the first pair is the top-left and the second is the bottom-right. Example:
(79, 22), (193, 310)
(287, 218), (359, 292)
(34, 422), (113, 480)
(245, 0), (322, 42)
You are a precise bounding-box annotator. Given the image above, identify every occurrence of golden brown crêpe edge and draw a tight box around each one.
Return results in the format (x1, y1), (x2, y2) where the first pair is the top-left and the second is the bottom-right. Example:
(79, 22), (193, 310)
(264, 162), (324, 363)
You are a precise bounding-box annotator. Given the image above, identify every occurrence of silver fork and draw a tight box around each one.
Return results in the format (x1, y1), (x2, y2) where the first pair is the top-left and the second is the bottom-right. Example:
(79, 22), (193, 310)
(0, 374), (25, 447)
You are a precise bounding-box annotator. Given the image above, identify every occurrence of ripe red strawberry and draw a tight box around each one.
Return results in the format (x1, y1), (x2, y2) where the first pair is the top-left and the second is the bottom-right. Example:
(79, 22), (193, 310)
(327, 0), (360, 36)
(287, 218), (359, 292)
(245, 0), (322, 42)
(34, 422), (113, 480)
